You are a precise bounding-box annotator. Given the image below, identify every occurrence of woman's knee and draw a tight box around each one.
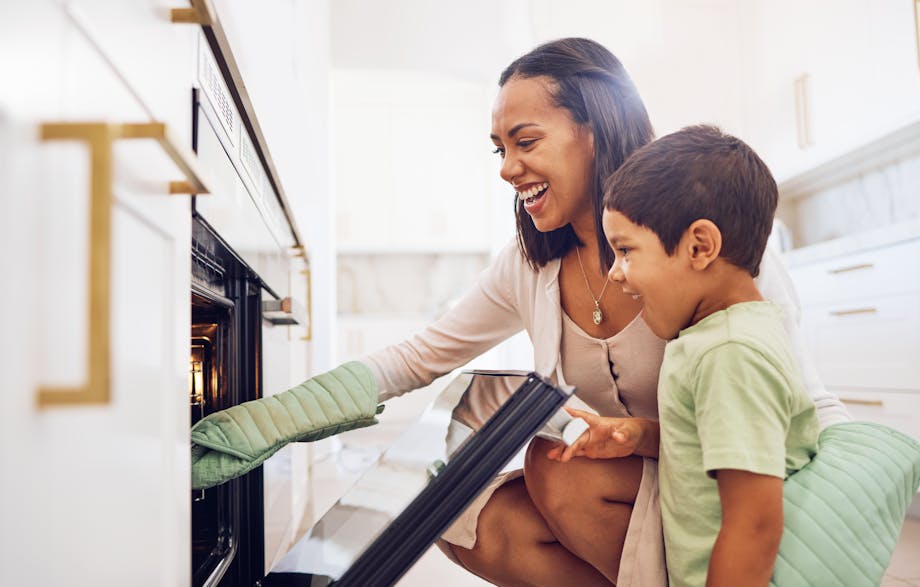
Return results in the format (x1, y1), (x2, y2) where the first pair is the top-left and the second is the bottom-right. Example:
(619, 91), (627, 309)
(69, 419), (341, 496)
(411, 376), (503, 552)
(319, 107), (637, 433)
(453, 478), (551, 573)
(524, 438), (644, 516)
(524, 437), (570, 513)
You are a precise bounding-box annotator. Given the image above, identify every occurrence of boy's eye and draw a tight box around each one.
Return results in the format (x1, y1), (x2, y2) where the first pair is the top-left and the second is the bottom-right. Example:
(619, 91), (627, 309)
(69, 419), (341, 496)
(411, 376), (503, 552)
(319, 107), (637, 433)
(617, 247), (630, 257)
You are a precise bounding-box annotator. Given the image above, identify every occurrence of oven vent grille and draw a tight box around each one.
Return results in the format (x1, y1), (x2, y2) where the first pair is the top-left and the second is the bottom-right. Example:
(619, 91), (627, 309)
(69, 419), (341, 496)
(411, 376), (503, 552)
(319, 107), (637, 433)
(198, 36), (235, 145)
(191, 236), (226, 295)
(240, 134), (263, 199)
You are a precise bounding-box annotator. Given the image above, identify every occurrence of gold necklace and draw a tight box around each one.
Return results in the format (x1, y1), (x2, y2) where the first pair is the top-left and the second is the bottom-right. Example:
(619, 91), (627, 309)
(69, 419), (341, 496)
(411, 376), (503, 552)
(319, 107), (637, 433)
(575, 247), (610, 325)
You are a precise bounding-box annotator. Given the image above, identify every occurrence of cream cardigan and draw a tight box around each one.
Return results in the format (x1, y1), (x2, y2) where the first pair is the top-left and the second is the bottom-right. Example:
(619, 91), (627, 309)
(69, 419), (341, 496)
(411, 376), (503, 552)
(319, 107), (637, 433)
(364, 239), (850, 429)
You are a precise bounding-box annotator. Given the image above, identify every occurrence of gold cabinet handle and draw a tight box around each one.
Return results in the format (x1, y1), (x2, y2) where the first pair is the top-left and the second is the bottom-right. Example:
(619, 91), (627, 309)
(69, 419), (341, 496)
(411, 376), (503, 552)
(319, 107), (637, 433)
(915, 0), (920, 78)
(840, 398), (884, 407)
(36, 122), (208, 408)
(300, 266), (313, 342)
(114, 122), (209, 194)
(828, 262), (874, 275)
(828, 307), (878, 317)
(793, 73), (814, 149)
(291, 245), (313, 341)
(171, 0), (213, 25)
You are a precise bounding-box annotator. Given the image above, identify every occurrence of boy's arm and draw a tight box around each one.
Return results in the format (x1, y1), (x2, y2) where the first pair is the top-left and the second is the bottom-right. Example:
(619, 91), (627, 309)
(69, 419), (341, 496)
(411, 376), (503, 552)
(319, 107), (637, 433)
(707, 469), (784, 587)
(546, 408), (659, 461)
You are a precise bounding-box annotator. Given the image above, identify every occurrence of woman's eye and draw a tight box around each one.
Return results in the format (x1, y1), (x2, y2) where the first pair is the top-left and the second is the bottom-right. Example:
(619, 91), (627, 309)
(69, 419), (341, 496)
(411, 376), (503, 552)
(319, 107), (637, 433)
(518, 139), (536, 149)
(492, 146), (505, 158)
(617, 248), (630, 257)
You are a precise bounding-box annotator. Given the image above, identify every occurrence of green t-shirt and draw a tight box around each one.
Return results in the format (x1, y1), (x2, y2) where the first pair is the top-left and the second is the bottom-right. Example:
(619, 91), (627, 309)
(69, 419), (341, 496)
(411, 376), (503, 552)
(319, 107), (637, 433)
(658, 301), (819, 587)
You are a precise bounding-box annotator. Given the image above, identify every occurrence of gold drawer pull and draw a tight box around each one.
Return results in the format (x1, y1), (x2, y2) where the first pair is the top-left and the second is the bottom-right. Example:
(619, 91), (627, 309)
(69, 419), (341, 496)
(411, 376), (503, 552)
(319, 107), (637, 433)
(114, 122), (209, 194)
(170, 0), (213, 25)
(300, 267), (313, 342)
(793, 74), (814, 149)
(291, 246), (313, 342)
(36, 122), (208, 408)
(828, 262), (874, 275)
(915, 0), (920, 77)
(841, 398), (884, 407)
(829, 307), (877, 317)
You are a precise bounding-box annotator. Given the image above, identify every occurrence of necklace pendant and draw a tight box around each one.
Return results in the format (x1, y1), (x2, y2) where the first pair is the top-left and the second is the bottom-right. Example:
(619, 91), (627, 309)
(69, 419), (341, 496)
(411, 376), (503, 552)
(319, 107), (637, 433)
(593, 306), (603, 325)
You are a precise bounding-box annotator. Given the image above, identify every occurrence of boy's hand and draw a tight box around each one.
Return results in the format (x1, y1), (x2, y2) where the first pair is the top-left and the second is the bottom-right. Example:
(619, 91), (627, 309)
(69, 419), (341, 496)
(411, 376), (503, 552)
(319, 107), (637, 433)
(546, 408), (655, 461)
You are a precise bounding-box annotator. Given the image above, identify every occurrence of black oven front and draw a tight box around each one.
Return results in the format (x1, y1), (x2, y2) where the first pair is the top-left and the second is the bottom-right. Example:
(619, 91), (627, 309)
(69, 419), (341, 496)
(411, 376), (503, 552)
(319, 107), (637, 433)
(190, 216), (265, 586)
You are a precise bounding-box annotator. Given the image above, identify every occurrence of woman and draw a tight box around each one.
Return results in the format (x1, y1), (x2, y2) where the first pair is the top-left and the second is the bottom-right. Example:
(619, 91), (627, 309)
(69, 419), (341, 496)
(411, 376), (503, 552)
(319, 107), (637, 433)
(363, 38), (849, 586)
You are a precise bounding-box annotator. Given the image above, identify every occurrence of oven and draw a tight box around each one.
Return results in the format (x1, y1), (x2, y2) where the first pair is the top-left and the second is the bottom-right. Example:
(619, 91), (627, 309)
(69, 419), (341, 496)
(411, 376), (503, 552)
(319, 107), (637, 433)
(189, 30), (306, 586)
(190, 217), (265, 586)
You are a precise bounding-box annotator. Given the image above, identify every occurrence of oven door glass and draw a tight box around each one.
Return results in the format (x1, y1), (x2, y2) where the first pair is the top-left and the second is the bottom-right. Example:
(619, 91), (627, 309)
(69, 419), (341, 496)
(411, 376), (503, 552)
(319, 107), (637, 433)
(264, 370), (572, 587)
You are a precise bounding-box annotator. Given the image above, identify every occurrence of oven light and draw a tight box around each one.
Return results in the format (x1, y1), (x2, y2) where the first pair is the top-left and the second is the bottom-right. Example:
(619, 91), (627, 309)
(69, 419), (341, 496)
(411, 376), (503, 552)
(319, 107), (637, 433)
(190, 360), (204, 407)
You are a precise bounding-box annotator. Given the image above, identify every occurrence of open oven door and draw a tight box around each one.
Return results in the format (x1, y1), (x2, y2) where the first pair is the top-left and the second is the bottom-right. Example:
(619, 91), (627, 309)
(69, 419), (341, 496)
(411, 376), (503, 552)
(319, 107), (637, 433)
(262, 370), (572, 587)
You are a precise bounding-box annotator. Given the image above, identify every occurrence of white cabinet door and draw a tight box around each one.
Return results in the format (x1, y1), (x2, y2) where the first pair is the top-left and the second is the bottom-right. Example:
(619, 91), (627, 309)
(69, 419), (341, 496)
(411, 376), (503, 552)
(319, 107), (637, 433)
(0, 4), (191, 585)
(63, 0), (197, 141)
(740, 0), (920, 182)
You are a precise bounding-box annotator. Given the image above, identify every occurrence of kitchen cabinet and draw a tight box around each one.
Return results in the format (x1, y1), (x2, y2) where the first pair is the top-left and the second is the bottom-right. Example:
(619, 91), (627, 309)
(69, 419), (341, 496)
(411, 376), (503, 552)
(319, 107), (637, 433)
(786, 229), (920, 440)
(0, 2), (195, 585)
(62, 0), (197, 139)
(738, 0), (920, 183)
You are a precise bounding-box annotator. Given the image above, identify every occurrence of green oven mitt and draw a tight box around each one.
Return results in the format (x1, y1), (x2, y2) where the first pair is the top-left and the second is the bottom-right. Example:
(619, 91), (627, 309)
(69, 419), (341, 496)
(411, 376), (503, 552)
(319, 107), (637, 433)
(772, 422), (920, 587)
(191, 361), (382, 490)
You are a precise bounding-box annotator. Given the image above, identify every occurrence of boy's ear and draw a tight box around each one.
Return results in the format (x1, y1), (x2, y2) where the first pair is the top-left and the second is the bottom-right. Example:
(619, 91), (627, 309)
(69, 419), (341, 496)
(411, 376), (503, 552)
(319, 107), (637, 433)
(685, 219), (722, 270)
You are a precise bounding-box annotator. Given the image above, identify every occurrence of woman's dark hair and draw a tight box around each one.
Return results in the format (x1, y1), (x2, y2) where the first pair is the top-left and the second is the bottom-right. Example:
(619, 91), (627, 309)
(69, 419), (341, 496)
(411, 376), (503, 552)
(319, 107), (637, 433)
(499, 37), (655, 271)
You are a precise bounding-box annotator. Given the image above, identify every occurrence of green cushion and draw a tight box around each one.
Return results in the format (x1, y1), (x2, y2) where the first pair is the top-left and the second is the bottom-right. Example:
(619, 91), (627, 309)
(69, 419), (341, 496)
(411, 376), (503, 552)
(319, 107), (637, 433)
(773, 422), (920, 586)
(191, 361), (381, 490)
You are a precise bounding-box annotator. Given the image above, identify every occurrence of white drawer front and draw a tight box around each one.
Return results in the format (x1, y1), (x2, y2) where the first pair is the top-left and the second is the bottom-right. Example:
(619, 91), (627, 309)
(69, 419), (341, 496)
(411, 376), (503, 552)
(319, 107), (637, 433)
(789, 238), (920, 306)
(803, 293), (920, 391)
(835, 390), (920, 445)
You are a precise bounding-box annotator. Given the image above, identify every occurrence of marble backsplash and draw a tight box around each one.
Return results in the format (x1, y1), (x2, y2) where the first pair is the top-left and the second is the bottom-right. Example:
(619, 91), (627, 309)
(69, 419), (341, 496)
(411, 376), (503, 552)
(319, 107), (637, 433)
(785, 152), (920, 248)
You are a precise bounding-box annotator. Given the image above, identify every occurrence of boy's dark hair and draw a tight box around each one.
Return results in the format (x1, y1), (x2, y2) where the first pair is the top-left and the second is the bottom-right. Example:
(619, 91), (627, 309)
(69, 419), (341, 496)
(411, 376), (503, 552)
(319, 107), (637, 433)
(603, 124), (777, 277)
(500, 37), (655, 272)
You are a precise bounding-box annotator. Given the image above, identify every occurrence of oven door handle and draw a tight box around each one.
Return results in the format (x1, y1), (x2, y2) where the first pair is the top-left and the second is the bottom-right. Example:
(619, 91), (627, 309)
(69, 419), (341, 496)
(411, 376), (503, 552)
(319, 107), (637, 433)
(36, 121), (208, 408)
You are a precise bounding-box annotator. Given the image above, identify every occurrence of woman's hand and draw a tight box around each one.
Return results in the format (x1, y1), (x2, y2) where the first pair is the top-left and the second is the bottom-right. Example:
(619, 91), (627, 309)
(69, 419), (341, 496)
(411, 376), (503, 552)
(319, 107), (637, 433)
(546, 408), (659, 462)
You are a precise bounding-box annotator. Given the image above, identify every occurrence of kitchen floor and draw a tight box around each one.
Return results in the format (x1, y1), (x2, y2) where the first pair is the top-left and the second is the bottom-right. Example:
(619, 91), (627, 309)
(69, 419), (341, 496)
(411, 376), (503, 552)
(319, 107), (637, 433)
(310, 394), (920, 586)
(885, 516), (920, 587)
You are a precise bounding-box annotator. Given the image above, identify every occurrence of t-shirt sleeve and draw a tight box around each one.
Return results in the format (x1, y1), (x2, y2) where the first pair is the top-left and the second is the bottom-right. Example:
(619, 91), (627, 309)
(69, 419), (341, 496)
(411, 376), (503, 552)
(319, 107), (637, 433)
(693, 342), (792, 479)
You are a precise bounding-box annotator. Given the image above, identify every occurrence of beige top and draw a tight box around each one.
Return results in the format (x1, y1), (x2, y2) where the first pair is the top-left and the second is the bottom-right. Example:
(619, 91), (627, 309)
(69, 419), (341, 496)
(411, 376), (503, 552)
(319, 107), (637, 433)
(560, 311), (663, 419)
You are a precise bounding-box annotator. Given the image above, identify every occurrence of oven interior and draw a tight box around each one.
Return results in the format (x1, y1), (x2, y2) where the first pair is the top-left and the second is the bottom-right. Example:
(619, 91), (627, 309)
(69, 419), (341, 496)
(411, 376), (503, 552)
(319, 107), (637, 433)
(191, 216), (265, 586)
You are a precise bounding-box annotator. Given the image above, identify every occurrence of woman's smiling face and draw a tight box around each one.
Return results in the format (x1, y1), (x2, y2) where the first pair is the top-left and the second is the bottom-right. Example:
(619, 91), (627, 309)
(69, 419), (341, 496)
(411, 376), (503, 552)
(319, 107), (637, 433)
(491, 75), (596, 233)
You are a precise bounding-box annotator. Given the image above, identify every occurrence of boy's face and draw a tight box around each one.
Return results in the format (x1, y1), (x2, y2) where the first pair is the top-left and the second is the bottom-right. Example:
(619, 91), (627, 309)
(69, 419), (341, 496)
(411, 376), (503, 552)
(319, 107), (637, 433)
(602, 209), (697, 340)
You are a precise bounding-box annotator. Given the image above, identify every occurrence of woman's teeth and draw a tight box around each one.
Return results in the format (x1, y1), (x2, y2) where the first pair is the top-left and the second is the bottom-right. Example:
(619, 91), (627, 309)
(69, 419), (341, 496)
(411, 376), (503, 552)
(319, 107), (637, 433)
(517, 182), (549, 202)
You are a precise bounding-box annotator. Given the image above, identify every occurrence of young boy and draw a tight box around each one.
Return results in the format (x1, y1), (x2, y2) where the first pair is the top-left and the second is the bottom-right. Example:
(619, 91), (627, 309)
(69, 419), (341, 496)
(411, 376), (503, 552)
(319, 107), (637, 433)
(555, 125), (819, 586)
